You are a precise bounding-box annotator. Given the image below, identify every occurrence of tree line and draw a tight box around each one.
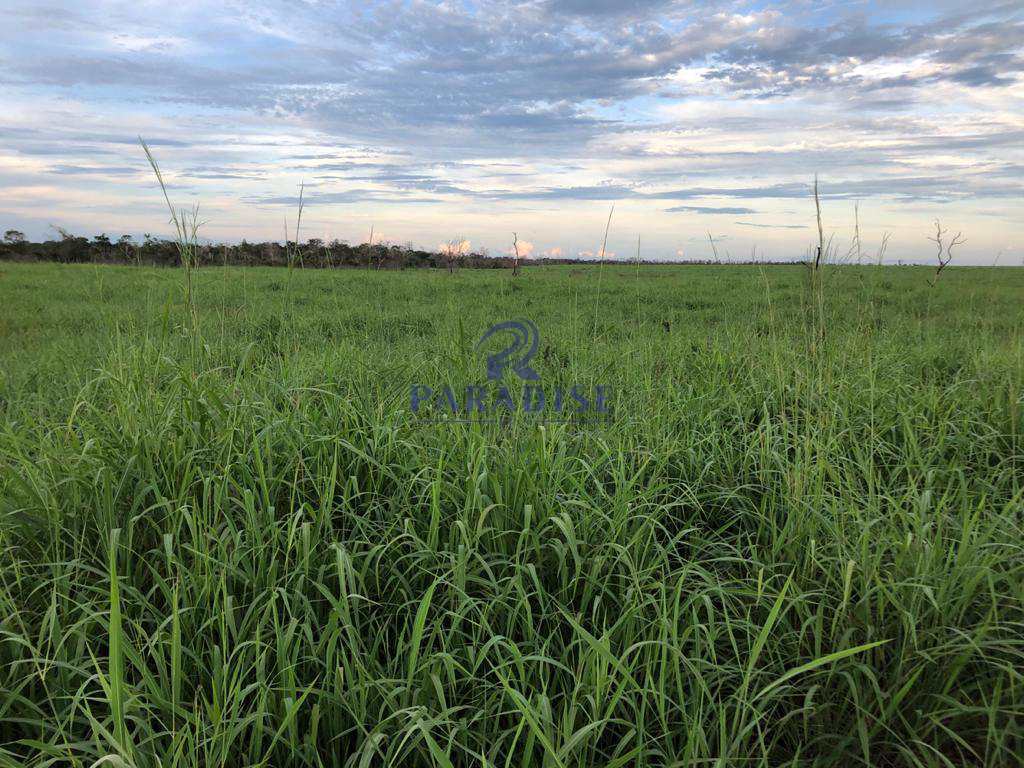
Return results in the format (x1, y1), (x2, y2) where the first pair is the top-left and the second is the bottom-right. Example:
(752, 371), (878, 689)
(0, 229), (551, 270)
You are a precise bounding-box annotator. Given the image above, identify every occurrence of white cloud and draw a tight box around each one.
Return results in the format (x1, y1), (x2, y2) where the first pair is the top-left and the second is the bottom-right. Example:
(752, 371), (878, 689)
(510, 240), (535, 258)
(0, 0), (1019, 262)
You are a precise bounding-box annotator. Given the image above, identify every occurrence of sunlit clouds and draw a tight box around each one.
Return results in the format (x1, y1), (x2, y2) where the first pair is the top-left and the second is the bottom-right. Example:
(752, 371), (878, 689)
(0, 0), (1021, 262)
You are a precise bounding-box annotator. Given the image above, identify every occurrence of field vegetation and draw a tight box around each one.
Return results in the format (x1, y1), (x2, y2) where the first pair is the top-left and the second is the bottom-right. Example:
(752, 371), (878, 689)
(1, 259), (1022, 767)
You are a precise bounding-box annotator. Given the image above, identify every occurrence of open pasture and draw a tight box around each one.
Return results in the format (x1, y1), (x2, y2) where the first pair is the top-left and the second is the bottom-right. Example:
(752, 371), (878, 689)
(0, 261), (1022, 767)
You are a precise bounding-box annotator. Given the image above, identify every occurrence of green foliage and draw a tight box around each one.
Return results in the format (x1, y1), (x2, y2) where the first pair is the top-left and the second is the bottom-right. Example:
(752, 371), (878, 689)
(0, 262), (1022, 767)
(0, 232), (511, 270)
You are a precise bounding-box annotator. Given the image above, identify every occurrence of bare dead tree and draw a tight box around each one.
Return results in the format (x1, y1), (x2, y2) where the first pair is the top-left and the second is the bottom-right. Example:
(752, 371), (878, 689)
(443, 237), (467, 274)
(926, 219), (964, 287)
(511, 232), (521, 277)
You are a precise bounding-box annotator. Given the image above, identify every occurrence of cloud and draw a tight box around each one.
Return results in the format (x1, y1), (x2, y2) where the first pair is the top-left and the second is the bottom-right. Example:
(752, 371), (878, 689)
(665, 205), (758, 214)
(544, 0), (676, 17)
(0, 0), (1020, 260)
(49, 164), (139, 176)
(483, 174), (1021, 205)
(735, 221), (808, 230)
(249, 189), (444, 206)
(490, 184), (635, 201)
(510, 239), (535, 258)
(694, 12), (1024, 98)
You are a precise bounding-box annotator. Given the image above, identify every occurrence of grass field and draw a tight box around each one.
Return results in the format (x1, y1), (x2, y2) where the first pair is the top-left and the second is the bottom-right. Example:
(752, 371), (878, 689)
(1, 260), (1022, 767)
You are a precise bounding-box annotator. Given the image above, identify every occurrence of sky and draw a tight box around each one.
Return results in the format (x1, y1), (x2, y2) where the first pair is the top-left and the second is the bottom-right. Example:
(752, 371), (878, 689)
(1, 0), (1022, 264)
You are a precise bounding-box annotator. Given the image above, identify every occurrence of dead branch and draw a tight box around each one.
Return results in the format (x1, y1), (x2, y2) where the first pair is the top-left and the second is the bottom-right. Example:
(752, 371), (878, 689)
(926, 219), (964, 287)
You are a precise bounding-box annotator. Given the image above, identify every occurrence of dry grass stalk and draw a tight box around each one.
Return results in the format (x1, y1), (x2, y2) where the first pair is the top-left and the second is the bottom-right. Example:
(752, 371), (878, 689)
(707, 231), (720, 263)
(140, 137), (203, 329)
(813, 175), (824, 270)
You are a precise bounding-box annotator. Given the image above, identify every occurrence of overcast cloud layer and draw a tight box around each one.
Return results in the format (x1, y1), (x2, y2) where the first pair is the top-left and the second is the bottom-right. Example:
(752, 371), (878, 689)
(1, 0), (1022, 262)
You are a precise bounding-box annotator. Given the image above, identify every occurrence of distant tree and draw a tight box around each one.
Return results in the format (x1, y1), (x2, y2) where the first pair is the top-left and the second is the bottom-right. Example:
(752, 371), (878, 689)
(372, 241), (392, 271)
(2, 229), (27, 259)
(304, 238), (325, 267)
(91, 233), (113, 261)
(511, 233), (521, 277)
(442, 237), (468, 274)
(49, 227), (90, 263)
(117, 234), (135, 264)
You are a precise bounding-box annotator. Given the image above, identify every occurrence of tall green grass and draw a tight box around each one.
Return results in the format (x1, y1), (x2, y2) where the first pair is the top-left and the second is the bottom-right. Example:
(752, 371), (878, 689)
(0, 261), (1022, 767)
